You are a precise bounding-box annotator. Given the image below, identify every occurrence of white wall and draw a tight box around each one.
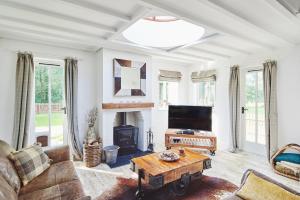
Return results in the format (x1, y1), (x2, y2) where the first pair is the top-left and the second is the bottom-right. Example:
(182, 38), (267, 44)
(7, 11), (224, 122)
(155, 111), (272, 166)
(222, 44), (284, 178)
(277, 45), (300, 147)
(151, 59), (190, 150)
(0, 39), (97, 145)
(0, 48), (17, 143)
(186, 65), (231, 150)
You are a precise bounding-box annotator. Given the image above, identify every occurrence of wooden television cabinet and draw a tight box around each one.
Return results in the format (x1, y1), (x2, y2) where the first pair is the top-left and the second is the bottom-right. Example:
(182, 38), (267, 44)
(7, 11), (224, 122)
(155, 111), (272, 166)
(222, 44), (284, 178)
(165, 129), (217, 155)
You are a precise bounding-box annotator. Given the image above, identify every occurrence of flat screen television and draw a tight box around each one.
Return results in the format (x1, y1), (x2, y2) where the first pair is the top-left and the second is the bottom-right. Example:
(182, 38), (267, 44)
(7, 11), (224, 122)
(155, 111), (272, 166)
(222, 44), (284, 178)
(168, 105), (212, 131)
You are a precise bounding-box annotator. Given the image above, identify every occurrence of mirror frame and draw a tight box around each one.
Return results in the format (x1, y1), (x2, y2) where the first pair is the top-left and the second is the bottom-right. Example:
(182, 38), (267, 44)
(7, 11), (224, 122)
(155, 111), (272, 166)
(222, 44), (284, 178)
(113, 58), (146, 96)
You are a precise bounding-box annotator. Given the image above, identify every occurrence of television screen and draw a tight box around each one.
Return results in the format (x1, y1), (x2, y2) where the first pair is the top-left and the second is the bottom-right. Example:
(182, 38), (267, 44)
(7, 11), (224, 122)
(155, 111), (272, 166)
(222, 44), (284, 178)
(168, 105), (212, 131)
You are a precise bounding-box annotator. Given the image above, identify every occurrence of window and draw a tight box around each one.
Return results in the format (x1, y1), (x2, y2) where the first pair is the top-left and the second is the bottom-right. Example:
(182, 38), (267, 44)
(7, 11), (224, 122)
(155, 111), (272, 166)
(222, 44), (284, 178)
(194, 80), (215, 106)
(159, 81), (179, 109)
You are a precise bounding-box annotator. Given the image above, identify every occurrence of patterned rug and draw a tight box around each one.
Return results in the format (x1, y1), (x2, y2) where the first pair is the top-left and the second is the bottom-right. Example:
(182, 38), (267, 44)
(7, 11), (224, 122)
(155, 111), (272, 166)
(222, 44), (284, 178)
(95, 175), (238, 200)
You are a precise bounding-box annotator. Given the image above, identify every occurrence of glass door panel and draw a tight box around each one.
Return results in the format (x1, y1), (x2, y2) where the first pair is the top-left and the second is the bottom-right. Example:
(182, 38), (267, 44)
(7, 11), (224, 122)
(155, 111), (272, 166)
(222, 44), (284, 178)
(50, 67), (65, 146)
(34, 62), (66, 147)
(242, 69), (266, 155)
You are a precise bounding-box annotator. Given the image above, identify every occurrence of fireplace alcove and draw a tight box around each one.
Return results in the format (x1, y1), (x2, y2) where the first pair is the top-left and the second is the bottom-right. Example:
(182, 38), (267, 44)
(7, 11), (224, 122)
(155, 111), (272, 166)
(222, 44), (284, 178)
(113, 111), (143, 155)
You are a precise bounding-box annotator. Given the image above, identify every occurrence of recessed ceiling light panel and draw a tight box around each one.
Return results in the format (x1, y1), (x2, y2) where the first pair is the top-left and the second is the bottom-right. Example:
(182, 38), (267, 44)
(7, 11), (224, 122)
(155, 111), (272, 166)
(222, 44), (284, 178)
(122, 16), (205, 48)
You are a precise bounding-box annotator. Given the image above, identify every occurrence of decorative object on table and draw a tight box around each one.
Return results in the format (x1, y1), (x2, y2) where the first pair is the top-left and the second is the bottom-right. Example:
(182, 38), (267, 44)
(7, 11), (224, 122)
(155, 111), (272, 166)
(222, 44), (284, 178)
(146, 128), (154, 152)
(178, 147), (185, 156)
(83, 107), (102, 167)
(113, 58), (146, 96)
(103, 145), (120, 165)
(271, 143), (300, 181)
(95, 175), (237, 200)
(85, 107), (98, 144)
(159, 151), (180, 162)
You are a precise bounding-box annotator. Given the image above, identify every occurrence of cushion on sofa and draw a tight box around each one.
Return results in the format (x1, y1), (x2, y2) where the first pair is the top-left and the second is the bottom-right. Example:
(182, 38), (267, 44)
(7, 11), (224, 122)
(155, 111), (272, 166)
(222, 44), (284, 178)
(19, 160), (79, 195)
(236, 172), (300, 200)
(0, 174), (18, 200)
(8, 144), (51, 186)
(18, 180), (85, 200)
(0, 157), (21, 193)
(274, 153), (300, 164)
(0, 139), (15, 157)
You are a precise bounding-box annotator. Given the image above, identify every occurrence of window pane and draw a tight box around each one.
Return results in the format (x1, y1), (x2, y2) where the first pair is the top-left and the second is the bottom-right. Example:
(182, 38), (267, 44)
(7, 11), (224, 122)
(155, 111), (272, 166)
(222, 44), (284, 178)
(158, 81), (178, 109)
(245, 72), (256, 142)
(167, 82), (178, 105)
(195, 81), (215, 106)
(257, 71), (265, 144)
(50, 67), (64, 146)
(35, 65), (49, 134)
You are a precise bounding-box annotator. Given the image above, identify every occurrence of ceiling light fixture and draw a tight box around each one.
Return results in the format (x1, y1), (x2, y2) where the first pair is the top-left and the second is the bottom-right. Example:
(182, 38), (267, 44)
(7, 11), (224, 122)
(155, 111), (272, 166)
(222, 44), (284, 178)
(122, 16), (205, 48)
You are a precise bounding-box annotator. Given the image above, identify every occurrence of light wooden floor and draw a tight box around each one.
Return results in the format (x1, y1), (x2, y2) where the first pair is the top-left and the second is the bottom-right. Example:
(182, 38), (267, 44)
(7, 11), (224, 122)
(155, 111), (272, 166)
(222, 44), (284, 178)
(75, 150), (300, 199)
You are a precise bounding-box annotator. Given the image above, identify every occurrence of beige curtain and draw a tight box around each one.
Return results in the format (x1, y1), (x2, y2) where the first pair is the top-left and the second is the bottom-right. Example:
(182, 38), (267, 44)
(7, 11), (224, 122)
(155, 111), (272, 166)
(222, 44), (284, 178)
(12, 53), (34, 150)
(65, 58), (82, 160)
(159, 70), (182, 82)
(263, 60), (278, 161)
(229, 65), (240, 152)
(191, 70), (216, 82)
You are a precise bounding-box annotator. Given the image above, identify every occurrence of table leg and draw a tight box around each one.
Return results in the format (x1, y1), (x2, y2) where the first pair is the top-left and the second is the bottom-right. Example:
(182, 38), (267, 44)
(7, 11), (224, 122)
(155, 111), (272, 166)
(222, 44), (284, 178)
(136, 169), (144, 200)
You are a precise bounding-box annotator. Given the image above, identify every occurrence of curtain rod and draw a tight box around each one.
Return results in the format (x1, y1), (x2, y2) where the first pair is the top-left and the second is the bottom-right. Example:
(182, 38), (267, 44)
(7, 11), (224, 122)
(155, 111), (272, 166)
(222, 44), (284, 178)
(38, 62), (61, 67)
(248, 69), (263, 72)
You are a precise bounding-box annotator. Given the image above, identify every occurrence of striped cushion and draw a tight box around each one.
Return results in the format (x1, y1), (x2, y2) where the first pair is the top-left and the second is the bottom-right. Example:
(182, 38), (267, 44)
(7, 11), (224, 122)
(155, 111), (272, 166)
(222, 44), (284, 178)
(8, 144), (51, 186)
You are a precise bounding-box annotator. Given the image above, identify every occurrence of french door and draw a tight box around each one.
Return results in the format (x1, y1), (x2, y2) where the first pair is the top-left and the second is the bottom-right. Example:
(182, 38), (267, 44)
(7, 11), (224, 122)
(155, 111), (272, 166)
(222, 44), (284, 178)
(241, 68), (266, 155)
(33, 61), (67, 147)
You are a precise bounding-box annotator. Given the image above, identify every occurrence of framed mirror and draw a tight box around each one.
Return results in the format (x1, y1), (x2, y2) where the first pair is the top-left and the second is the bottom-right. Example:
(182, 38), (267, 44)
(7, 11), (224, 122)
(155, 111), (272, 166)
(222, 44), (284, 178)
(113, 58), (146, 96)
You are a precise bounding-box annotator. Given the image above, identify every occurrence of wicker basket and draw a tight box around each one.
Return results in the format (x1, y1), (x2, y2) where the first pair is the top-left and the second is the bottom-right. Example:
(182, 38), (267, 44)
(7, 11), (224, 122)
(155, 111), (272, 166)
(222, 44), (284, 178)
(83, 143), (101, 167)
(270, 143), (300, 181)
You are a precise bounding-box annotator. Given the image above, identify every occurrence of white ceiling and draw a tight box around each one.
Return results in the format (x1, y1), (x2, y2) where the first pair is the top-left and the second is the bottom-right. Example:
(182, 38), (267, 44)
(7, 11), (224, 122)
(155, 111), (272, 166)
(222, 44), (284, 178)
(0, 0), (299, 65)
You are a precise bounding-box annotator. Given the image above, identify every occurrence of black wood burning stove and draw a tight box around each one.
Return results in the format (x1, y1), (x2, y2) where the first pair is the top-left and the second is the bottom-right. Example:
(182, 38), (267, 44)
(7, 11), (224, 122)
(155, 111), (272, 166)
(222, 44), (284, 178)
(113, 112), (139, 155)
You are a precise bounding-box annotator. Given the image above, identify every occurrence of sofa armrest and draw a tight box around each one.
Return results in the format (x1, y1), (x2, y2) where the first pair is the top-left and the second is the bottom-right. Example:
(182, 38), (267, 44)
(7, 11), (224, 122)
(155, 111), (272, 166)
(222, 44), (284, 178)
(44, 145), (70, 164)
(75, 196), (91, 200)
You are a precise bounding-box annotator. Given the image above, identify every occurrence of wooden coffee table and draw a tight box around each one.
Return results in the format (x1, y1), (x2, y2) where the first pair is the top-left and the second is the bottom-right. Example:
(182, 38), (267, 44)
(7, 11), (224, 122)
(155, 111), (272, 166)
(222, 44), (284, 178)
(130, 148), (211, 199)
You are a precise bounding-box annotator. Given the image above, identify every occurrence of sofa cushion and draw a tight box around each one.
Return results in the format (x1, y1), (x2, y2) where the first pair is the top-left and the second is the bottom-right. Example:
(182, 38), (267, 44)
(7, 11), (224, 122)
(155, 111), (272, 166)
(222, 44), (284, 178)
(18, 180), (85, 200)
(0, 157), (21, 193)
(0, 174), (18, 200)
(236, 171), (300, 200)
(0, 140), (15, 157)
(274, 153), (300, 164)
(19, 160), (79, 195)
(8, 144), (51, 186)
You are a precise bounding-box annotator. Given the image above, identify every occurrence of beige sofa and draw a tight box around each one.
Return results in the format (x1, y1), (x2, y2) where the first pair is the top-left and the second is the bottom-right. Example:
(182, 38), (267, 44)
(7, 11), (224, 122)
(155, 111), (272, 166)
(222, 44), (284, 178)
(223, 169), (300, 200)
(0, 142), (90, 200)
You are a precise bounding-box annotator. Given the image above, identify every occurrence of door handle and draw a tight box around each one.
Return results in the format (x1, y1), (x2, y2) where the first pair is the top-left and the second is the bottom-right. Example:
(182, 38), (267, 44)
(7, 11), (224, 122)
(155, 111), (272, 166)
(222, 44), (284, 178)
(61, 107), (67, 114)
(241, 107), (248, 114)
